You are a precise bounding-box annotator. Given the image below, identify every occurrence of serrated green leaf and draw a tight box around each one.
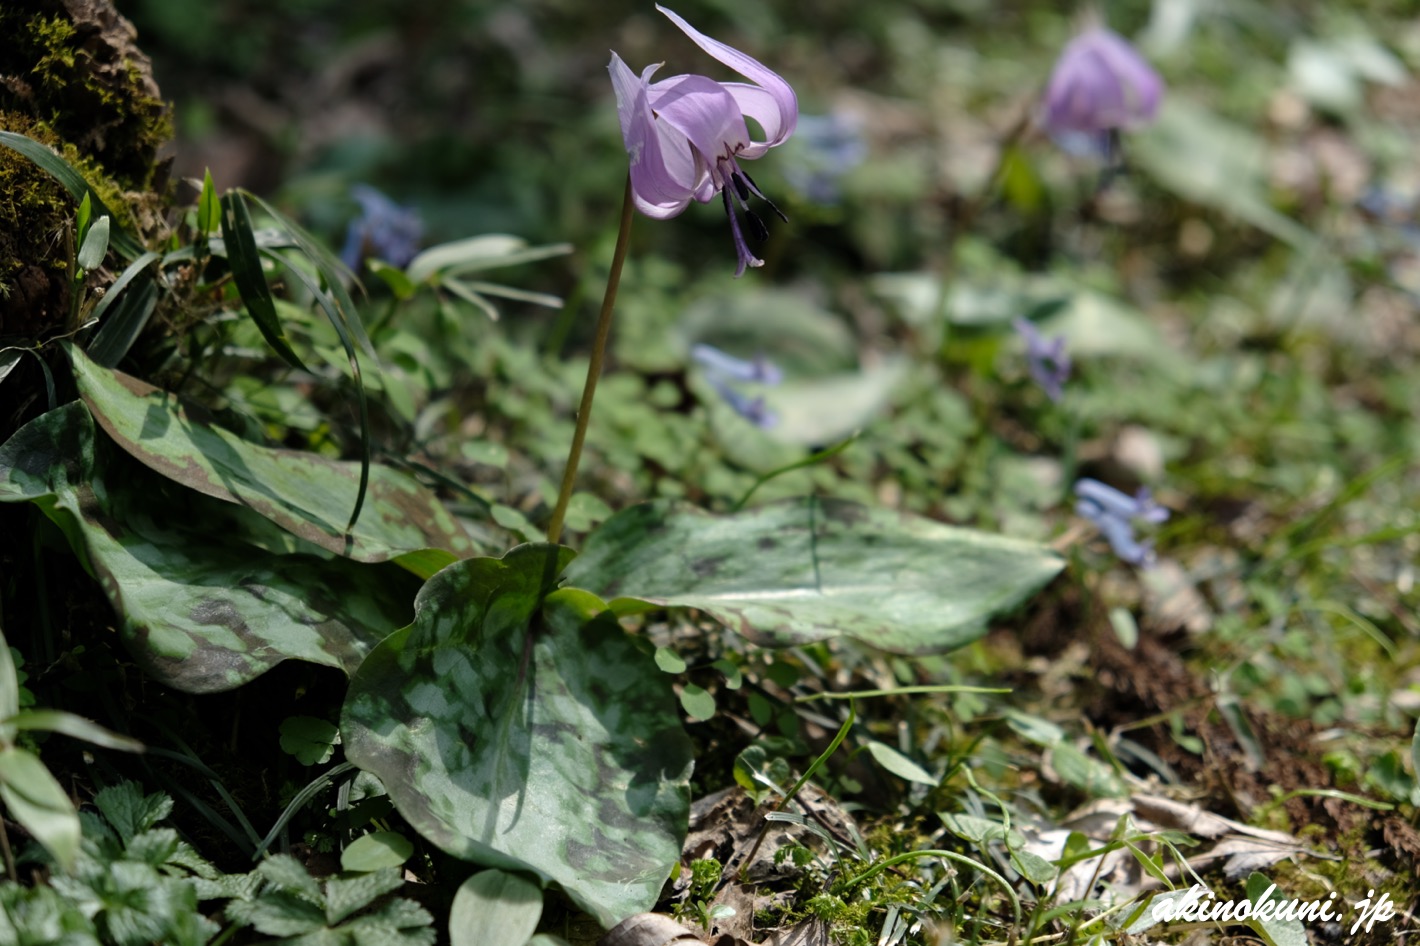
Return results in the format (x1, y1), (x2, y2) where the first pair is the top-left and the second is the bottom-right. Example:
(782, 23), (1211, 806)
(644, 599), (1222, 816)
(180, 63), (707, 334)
(125, 828), (180, 867)
(342, 547), (692, 926)
(0, 746), (80, 872)
(341, 831), (414, 872)
(258, 854), (325, 903)
(0, 403), (418, 692)
(325, 868), (405, 925)
(221, 192), (305, 368)
(563, 498), (1062, 654)
(232, 890), (327, 936)
(864, 741), (937, 786)
(448, 870), (543, 946)
(77, 216), (110, 271)
(67, 345), (473, 566)
(94, 782), (174, 844)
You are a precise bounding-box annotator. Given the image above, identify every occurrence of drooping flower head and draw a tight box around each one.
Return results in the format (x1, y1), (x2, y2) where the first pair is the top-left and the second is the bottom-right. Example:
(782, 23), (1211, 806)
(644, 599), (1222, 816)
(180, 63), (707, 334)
(1013, 318), (1071, 402)
(609, 5), (798, 276)
(1074, 478), (1169, 567)
(1041, 22), (1163, 160)
(340, 184), (423, 270)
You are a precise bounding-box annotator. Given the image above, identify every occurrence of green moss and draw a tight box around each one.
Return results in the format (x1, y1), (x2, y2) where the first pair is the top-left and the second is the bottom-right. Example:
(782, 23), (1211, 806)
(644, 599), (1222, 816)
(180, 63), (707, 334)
(0, 1), (171, 192)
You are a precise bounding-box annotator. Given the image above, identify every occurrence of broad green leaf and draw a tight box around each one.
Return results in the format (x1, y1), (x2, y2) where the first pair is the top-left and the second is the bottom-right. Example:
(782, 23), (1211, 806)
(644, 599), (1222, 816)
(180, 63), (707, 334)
(1010, 849), (1058, 886)
(68, 345), (473, 569)
(940, 813), (1009, 845)
(0, 746), (80, 872)
(1245, 873), (1309, 946)
(679, 684), (716, 721)
(755, 359), (908, 447)
(279, 717), (340, 765)
(563, 498), (1063, 654)
(0, 130), (144, 259)
(77, 215), (110, 271)
(1133, 100), (1314, 249)
(448, 870), (543, 946)
(0, 403), (418, 692)
(221, 191), (305, 368)
(0, 627), (17, 722)
(865, 741), (937, 786)
(5, 709), (144, 753)
(342, 546), (692, 926)
(368, 259), (416, 300)
(342, 831), (414, 872)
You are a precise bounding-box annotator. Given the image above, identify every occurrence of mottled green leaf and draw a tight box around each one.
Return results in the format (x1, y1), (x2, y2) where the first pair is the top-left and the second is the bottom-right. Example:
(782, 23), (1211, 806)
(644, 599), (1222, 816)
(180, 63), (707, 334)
(0, 403), (417, 692)
(0, 746), (80, 872)
(68, 344), (472, 570)
(342, 546), (692, 926)
(448, 870), (543, 946)
(563, 498), (1063, 654)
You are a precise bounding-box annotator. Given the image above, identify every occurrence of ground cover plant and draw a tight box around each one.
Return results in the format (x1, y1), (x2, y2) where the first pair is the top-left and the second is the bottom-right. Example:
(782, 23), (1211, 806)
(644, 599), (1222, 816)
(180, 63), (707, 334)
(1, 1), (1418, 944)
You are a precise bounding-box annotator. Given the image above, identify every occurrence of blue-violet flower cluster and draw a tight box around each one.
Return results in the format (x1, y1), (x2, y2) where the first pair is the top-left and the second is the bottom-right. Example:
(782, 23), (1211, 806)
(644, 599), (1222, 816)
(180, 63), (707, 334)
(1013, 318), (1071, 402)
(609, 5), (798, 276)
(1074, 478), (1169, 567)
(340, 185), (423, 270)
(691, 343), (782, 428)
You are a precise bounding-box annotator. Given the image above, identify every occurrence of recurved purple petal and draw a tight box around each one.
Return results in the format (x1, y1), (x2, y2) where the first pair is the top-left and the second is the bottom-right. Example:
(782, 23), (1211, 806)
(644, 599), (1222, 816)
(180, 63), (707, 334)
(656, 5), (797, 155)
(609, 53), (699, 218)
(647, 73), (751, 171)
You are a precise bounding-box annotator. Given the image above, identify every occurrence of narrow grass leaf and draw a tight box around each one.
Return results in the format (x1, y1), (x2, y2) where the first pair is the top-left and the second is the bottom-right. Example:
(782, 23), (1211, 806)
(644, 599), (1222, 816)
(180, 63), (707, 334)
(0, 130), (143, 259)
(220, 192), (305, 369)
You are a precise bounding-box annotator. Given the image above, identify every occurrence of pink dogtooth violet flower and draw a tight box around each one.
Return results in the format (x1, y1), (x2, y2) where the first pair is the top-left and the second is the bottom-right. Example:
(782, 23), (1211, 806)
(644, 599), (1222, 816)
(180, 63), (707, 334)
(608, 5), (798, 276)
(1040, 22), (1163, 157)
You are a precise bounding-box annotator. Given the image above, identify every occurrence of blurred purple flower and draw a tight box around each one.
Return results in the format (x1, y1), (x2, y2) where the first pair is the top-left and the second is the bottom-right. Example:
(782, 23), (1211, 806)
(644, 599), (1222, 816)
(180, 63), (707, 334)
(691, 342), (783, 385)
(1074, 478), (1169, 567)
(1013, 318), (1070, 402)
(609, 5), (798, 276)
(692, 342), (782, 428)
(340, 184), (423, 270)
(1041, 25), (1162, 157)
(785, 112), (866, 205)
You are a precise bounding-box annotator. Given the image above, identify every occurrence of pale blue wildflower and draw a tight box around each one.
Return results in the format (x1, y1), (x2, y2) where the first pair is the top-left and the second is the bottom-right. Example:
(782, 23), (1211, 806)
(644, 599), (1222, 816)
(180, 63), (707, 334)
(691, 343), (782, 428)
(1013, 318), (1071, 402)
(340, 184), (423, 270)
(1075, 478), (1169, 566)
(785, 112), (866, 204)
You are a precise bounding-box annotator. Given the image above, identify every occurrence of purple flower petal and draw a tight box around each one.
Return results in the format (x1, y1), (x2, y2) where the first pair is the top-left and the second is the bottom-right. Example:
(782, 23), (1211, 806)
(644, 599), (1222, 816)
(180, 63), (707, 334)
(1042, 26), (1163, 136)
(655, 5), (797, 156)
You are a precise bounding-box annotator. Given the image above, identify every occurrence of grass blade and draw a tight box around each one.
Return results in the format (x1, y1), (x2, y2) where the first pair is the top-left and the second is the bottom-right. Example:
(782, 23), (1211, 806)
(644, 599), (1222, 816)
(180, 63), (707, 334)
(221, 192), (306, 370)
(0, 130), (144, 260)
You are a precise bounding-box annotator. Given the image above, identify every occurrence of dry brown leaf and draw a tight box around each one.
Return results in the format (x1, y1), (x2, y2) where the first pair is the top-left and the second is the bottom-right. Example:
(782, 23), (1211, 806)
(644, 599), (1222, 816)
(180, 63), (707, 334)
(598, 913), (706, 946)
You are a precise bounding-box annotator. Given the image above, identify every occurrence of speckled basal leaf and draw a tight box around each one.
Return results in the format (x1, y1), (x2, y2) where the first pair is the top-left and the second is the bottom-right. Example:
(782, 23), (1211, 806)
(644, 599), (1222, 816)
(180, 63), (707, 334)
(562, 498), (1063, 655)
(0, 404), (418, 692)
(342, 546), (692, 927)
(68, 344), (471, 572)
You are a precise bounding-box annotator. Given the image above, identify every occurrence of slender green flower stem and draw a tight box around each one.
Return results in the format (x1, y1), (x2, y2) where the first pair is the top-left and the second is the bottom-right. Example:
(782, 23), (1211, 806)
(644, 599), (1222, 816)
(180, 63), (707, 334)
(546, 175), (635, 544)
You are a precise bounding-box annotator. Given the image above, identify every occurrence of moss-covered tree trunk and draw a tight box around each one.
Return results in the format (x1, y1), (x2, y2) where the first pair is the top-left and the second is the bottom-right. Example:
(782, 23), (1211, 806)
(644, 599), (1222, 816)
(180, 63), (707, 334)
(0, 0), (170, 342)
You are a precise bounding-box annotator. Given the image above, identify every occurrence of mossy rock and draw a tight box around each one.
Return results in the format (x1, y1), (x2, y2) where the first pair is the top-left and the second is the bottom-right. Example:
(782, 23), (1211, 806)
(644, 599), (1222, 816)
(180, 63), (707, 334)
(0, 0), (171, 341)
